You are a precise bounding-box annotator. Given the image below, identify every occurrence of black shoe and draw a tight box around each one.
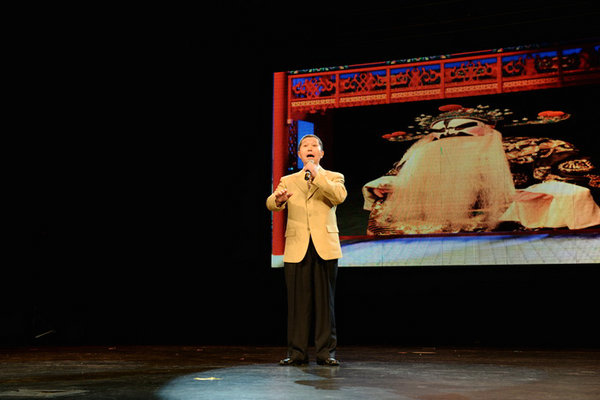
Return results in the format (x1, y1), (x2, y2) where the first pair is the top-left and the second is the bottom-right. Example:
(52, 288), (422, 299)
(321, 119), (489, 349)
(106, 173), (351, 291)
(279, 357), (308, 366)
(317, 357), (340, 366)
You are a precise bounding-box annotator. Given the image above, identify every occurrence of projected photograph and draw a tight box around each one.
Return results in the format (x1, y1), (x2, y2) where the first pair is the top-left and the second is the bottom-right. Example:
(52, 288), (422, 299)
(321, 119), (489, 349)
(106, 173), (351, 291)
(271, 41), (600, 267)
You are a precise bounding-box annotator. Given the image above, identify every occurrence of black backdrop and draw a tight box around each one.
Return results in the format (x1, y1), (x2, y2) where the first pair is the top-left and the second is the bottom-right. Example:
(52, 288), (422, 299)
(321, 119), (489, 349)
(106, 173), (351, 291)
(12, 1), (600, 347)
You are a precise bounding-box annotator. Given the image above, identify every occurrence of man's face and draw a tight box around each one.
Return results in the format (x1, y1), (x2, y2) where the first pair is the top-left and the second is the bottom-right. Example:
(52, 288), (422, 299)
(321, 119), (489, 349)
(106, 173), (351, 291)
(298, 137), (324, 166)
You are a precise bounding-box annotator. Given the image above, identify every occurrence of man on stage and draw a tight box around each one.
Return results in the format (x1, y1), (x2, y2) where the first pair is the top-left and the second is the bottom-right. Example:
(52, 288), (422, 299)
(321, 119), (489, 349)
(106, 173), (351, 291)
(266, 134), (347, 366)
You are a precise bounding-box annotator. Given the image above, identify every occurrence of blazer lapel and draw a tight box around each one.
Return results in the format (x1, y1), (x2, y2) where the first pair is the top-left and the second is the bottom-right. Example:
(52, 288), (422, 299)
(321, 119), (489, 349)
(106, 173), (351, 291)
(307, 180), (318, 199)
(307, 169), (326, 199)
(294, 171), (309, 196)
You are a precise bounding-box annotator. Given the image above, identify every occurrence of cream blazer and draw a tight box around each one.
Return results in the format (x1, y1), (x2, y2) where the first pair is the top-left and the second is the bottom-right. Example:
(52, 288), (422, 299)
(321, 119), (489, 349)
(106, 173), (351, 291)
(266, 168), (347, 263)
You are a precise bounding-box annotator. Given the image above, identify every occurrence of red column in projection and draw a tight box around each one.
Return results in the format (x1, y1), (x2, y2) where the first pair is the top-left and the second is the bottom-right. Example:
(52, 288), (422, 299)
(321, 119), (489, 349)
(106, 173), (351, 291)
(271, 72), (287, 256)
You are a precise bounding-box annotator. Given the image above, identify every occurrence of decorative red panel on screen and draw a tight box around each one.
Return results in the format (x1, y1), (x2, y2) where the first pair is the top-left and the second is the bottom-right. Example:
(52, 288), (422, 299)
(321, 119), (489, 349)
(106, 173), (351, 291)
(287, 42), (600, 118)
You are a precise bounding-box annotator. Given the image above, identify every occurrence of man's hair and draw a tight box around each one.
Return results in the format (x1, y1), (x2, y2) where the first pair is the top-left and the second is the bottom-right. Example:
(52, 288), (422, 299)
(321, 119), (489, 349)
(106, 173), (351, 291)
(298, 134), (323, 151)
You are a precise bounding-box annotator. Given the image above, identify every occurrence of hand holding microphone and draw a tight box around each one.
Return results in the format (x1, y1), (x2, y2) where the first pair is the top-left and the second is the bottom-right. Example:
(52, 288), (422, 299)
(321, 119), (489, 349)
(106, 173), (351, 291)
(304, 159), (316, 181)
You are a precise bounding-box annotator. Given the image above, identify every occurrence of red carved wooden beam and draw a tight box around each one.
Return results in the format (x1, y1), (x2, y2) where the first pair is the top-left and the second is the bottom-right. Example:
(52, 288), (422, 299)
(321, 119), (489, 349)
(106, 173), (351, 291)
(286, 41), (600, 117)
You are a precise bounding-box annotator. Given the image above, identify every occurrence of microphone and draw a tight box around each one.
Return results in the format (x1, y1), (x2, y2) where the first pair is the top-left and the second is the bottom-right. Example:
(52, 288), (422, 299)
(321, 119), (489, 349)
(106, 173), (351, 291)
(304, 159), (314, 181)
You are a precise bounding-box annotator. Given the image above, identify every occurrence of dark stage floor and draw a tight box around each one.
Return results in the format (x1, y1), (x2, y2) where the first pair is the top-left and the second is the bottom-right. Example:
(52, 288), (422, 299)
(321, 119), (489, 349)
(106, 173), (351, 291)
(1, 345), (599, 399)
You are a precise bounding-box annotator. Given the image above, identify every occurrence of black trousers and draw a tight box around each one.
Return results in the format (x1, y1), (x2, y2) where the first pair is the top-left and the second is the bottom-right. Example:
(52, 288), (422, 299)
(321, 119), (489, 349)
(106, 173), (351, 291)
(284, 238), (338, 361)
